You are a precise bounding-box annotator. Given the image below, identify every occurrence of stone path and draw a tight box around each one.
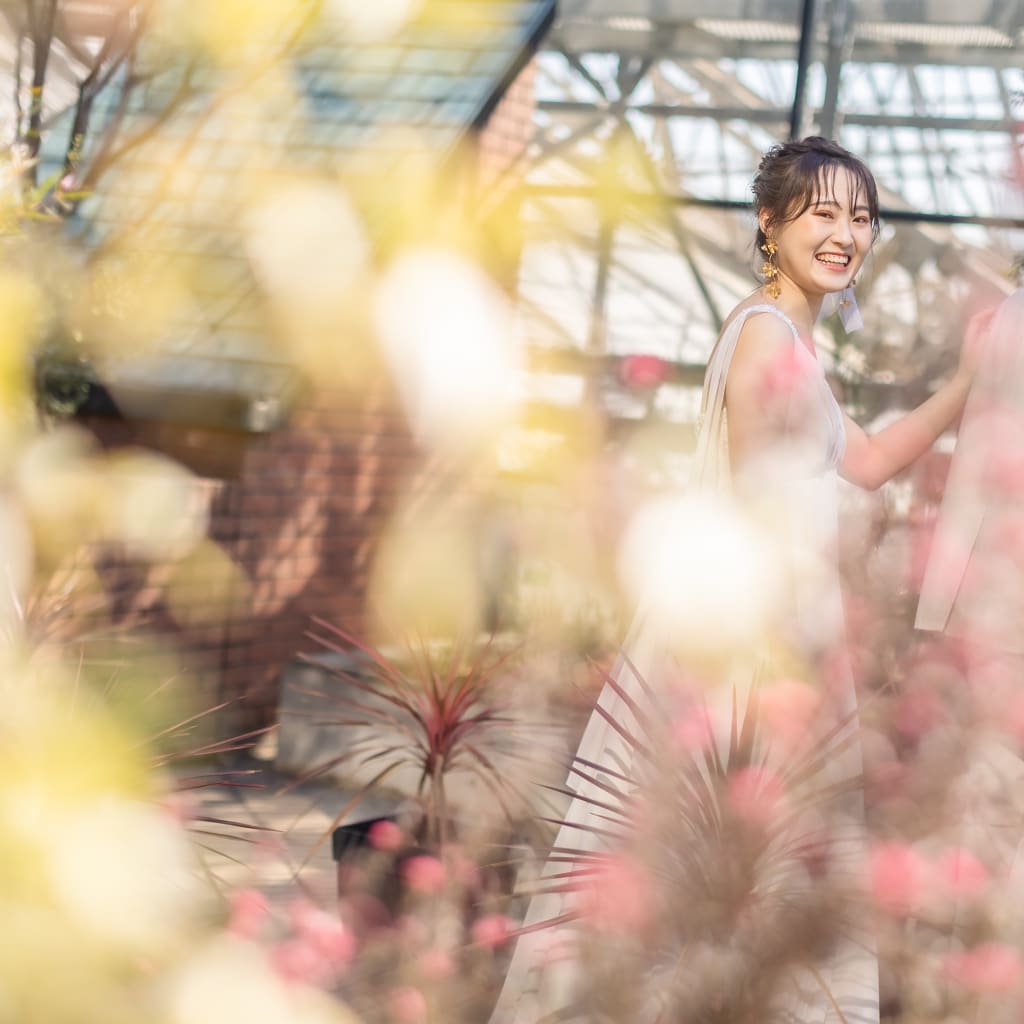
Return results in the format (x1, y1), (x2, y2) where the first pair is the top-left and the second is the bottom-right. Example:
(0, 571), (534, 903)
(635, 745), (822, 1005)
(183, 746), (399, 910)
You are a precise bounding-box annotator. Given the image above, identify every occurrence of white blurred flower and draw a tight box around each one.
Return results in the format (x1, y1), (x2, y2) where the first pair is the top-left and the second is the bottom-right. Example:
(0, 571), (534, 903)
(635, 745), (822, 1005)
(370, 501), (482, 639)
(167, 938), (292, 1024)
(0, 496), (32, 637)
(165, 936), (359, 1024)
(46, 797), (209, 954)
(324, 0), (421, 43)
(101, 449), (208, 561)
(14, 426), (105, 554)
(373, 249), (522, 451)
(245, 181), (368, 313)
(618, 491), (782, 656)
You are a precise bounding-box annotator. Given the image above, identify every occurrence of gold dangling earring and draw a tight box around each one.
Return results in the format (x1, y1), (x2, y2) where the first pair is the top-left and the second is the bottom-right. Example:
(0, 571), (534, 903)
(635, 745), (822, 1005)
(760, 238), (781, 299)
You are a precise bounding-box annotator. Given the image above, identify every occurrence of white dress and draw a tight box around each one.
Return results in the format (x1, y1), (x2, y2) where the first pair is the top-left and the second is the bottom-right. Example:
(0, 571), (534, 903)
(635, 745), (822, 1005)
(491, 305), (879, 1024)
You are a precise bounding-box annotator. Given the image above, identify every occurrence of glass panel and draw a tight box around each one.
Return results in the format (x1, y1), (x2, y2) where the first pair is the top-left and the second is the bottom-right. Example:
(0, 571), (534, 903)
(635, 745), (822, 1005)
(523, 0), (1024, 375)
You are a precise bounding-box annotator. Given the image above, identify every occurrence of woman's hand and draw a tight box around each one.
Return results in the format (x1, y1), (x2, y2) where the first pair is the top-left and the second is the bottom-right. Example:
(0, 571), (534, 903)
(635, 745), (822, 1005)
(839, 303), (999, 490)
(955, 307), (997, 387)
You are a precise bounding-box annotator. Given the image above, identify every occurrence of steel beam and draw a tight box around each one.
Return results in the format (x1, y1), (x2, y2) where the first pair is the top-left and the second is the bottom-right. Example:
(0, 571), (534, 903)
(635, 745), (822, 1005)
(542, 27), (1024, 70)
(525, 184), (1024, 230)
(818, 0), (856, 139)
(537, 98), (1024, 135)
(790, 0), (817, 139)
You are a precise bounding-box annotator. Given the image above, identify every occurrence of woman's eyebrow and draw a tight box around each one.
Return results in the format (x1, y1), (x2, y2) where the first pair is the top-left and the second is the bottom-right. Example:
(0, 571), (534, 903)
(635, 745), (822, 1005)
(812, 198), (871, 213)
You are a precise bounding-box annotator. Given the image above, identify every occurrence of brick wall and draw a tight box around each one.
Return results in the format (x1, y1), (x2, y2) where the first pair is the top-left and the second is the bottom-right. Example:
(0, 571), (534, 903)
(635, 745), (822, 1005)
(78, 381), (422, 736)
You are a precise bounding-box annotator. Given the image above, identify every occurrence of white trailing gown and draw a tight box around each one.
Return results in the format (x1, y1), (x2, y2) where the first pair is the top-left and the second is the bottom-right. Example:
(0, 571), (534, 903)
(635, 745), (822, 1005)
(491, 305), (879, 1024)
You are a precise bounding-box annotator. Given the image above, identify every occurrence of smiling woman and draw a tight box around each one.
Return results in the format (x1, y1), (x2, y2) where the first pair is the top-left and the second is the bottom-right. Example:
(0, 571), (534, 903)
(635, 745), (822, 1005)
(726, 136), (983, 495)
(489, 136), (991, 1024)
(693, 134), (987, 1024)
(754, 138), (878, 296)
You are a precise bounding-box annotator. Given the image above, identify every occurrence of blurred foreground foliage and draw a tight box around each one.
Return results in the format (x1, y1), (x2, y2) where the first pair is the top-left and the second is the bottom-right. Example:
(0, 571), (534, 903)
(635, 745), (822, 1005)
(6, 2), (1024, 1022)
(0, 2), (625, 1021)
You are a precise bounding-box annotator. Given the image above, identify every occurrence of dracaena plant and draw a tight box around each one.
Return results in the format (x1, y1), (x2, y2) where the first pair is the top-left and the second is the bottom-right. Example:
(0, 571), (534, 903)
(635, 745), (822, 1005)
(522, 650), (867, 1024)
(296, 617), (546, 854)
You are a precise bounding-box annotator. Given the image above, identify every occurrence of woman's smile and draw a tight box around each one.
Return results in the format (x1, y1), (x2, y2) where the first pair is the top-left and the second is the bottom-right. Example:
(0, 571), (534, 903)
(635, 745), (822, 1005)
(815, 251), (851, 269)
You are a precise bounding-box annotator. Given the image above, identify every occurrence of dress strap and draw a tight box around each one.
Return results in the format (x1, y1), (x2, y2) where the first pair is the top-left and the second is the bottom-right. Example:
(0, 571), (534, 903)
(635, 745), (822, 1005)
(742, 303), (801, 340)
(694, 304), (801, 489)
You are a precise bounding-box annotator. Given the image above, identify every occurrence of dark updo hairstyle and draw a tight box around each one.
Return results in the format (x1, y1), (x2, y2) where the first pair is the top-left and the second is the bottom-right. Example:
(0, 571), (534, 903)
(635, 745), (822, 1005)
(752, 136), (880, 254)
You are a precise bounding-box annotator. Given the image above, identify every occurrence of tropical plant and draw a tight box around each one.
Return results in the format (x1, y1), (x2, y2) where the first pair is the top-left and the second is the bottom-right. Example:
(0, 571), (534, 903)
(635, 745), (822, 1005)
(516, 651), (868, 1023)
(293, 618), (552, 856)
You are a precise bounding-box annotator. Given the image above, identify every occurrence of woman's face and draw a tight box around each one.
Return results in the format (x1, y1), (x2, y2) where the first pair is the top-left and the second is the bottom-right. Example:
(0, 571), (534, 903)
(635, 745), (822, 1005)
(762, 166), (873, 300)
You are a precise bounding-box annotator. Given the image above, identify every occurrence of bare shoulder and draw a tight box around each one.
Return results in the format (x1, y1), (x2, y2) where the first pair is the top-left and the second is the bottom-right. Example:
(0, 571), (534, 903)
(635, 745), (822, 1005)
(727, 306), (795, 391)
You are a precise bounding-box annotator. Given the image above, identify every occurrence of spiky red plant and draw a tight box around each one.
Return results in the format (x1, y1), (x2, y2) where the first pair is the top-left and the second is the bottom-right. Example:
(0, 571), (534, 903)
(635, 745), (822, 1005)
(295, 618), (540, 852)
(517, 650), (866, 1023)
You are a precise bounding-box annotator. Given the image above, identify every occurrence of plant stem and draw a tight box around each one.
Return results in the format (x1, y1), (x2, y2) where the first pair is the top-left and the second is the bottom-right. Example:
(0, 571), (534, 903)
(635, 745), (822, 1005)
(433, 758), (448, 848)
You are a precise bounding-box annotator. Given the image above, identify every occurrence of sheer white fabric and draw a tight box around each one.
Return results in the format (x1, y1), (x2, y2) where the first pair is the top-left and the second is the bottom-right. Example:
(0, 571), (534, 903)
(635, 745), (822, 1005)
(490, 305), (878, 1024)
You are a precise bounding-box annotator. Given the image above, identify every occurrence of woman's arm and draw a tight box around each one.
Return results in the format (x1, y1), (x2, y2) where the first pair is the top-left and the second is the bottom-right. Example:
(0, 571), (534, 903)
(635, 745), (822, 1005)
(724, 313), (803, 478)
(839, 377), (971, 491)
(839, 311), (993, 491)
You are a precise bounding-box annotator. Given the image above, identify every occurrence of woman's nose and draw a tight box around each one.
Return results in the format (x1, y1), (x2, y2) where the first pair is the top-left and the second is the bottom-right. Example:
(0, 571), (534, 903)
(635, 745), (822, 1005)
(831, 219), (854, 245)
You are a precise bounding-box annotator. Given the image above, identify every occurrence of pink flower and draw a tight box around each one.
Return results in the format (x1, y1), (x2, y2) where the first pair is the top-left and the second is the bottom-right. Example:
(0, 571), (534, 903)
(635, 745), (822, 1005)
(578, 854), (654, 933)
(934, 848), (989, 900)
(396, 913), (430, 946)
(727, 766), (786, 828)
(757, 680), (821, 751)
(389, 985), (428, 1023)
(402, 855), (447, 893)
(158, 791), (198, 823)
(368, 819), (404, 851)
(945, 943), (1023, 993)
(270, 938), (333, 987)
(865, 758), (906, 801)
(868, 841), (930, 914)
(1004, 691), (1024, 741)
(471, 913), (514, 949)
(619, 354), (670, 390)
(287, 899), (356, 964)
(416, 948), (454, 980)
(227, 888), (270, 940)
(893, 685), (946, 742)
(337, 862), (370, 894)
(961, 658), (1016, 728)
(340, 890), (390, 933)
(442, 845), (481, 889)
(671, 705), (714, 753)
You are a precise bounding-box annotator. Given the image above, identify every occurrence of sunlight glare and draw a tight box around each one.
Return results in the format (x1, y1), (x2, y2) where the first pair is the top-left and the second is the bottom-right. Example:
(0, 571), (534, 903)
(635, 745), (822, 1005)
(618, 492), (781, 656)
(245, 181), (368, 315)
(374, 249), (522, 452)
(47, 797), (208, 954)
(324, 0), (422, 43)
(102, 449), (208, 560)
